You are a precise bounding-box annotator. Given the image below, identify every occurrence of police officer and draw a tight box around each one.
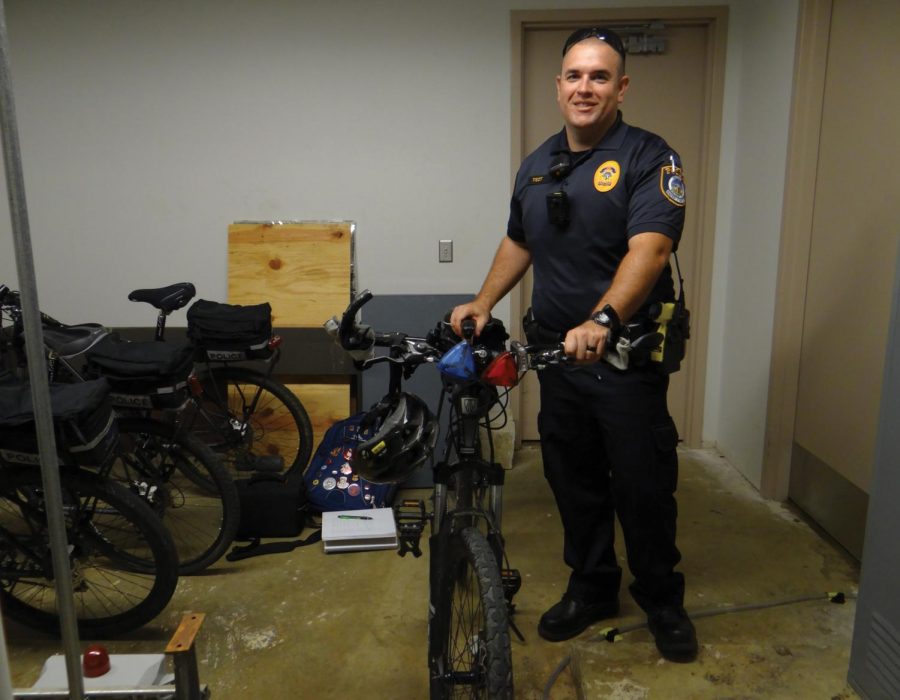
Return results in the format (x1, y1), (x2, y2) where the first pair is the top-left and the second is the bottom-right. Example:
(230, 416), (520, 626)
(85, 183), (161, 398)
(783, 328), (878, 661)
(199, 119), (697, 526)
(450, 27), (697, 662)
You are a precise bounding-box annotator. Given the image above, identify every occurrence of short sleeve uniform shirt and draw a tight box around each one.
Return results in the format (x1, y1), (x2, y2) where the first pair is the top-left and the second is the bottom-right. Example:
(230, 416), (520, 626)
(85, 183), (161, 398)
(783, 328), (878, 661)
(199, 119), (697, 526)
(507, 112), (686, 332)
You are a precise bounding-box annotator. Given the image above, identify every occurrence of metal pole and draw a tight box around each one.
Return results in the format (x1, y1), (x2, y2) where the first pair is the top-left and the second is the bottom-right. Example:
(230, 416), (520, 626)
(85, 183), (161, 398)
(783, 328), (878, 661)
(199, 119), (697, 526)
(0, 615), (14, 700)
(0, 3), (84, 698)
(172, 648), (202, 700)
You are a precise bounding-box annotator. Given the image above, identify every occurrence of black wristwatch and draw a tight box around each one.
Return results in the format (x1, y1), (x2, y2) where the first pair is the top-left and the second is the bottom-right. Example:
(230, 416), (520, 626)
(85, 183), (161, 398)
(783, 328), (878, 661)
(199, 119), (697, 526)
(591, 304), (621, 333)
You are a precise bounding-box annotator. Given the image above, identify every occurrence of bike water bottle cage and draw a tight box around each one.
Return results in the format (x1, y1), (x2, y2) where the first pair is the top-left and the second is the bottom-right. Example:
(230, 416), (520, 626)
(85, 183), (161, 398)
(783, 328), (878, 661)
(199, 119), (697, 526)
(351, 392), (438, 484)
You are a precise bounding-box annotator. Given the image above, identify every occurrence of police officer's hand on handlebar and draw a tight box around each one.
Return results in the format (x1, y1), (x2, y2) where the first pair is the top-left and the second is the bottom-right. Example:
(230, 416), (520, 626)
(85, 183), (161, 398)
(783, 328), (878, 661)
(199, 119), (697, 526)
(564, 319), (610, 365)
(449, 300), (492, 339)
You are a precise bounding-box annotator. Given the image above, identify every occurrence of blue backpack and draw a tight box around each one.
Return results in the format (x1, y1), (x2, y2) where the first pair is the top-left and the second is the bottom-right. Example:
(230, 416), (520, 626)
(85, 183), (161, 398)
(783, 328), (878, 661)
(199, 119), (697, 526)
(303, 412), (396, 511)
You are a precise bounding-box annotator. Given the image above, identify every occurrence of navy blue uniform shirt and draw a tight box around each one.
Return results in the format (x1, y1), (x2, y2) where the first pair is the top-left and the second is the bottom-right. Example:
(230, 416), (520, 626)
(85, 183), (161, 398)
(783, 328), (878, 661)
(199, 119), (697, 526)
(508, 112), (685, 332)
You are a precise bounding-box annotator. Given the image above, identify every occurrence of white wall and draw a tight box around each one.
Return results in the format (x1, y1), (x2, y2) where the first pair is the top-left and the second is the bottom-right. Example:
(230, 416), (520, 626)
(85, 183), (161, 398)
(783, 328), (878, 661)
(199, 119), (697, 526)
(703, 0), (800, 484)
(0, 0), (798, 489)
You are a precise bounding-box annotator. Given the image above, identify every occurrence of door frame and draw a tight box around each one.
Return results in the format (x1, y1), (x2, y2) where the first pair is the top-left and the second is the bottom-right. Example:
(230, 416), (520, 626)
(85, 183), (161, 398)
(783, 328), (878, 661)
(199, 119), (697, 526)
(509, 6), (729, 448)
(761, 0), (831, 500)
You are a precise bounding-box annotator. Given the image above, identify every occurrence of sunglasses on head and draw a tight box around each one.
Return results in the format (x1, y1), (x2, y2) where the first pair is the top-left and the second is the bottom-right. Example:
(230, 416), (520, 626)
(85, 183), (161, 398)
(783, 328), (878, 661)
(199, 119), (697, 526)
(562, 27), (626, 60)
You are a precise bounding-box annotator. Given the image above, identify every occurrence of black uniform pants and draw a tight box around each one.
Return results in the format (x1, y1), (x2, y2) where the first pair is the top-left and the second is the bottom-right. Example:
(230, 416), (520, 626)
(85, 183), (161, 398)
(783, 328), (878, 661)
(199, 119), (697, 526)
(537, 362), (685, 613)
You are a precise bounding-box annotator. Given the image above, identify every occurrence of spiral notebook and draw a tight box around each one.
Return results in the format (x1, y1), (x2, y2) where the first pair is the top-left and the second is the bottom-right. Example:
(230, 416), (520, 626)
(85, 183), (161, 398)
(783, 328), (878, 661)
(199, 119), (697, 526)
(321, 507), (398, 553)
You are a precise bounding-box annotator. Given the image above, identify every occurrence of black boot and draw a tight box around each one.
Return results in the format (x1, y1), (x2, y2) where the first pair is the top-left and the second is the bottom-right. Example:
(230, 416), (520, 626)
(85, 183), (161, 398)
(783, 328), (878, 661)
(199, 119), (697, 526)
(537, 593), (619, 642)
(647, 606), (698, 662)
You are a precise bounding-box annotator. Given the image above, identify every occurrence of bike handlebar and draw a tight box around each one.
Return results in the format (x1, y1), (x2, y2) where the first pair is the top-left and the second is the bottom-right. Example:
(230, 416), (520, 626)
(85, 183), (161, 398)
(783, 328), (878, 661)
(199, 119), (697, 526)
(509, 340), (568, 371)
(339, 289), (375, 350)
(330, 290), (571, 378)
(461, 318), (476, 341)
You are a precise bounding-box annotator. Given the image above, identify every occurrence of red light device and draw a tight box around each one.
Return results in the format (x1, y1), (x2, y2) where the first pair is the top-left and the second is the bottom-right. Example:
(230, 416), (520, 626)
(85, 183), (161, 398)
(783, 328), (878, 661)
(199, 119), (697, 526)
(481, 352), (519, 387)
(82, 644), (110, 677)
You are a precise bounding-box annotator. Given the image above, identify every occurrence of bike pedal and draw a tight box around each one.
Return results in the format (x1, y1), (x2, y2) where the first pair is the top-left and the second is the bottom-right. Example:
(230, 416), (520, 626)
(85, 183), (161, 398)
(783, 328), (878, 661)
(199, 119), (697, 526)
(501, 568), (522, 599)
(393, 499), (431, 558)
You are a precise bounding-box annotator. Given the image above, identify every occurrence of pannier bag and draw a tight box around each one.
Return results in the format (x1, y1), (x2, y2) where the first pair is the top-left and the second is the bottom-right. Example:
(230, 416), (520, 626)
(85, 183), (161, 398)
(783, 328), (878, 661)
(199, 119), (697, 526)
(226, 470), (321, 562)
(303, 412), (397, 512)
(235, 472), (308, 540)
(0, 374), (117, 466)
(85, 336), (194, 409)
(186, 299), (272, 360)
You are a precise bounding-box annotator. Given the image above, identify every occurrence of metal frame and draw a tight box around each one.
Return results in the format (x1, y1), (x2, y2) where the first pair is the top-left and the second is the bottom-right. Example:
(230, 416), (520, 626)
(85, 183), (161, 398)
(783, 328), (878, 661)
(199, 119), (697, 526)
(13, 614), (209, 700)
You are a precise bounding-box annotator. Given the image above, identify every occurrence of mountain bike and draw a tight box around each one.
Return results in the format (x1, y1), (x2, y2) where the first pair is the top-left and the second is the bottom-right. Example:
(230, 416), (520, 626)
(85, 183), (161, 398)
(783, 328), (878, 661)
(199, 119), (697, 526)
(0, 379), (179, 637)
(0, 287), (239, 574)
(332, 290), (529, 700)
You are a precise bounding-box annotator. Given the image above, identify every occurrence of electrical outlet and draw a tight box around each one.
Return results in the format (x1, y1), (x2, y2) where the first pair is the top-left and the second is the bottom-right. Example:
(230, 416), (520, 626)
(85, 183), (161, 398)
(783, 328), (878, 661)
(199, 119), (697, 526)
(439, 240), (453, 263)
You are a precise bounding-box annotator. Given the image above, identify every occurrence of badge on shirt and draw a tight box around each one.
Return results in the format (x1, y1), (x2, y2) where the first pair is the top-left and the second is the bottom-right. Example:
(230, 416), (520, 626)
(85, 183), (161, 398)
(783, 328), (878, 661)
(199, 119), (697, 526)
(660, 156), (686, 207)
(594, 160), (620, 193)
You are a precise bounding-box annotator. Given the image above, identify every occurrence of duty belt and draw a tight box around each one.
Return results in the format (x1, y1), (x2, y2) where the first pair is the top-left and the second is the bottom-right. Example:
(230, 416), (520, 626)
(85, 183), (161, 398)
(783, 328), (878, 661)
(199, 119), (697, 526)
(522, 307), (672, 371)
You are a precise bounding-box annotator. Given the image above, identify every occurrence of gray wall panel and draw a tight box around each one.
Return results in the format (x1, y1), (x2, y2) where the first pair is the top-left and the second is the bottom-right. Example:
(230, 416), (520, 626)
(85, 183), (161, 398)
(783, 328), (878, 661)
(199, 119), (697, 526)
(849, 244), (900, 699)
(360, 294), (470, 488)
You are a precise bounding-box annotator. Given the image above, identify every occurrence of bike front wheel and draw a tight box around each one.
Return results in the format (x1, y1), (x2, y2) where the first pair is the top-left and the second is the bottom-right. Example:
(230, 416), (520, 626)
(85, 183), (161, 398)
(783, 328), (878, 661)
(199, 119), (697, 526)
(187, 367), (313, 478)
(429, 525), (513, 699)
(0, 468), (178, 637)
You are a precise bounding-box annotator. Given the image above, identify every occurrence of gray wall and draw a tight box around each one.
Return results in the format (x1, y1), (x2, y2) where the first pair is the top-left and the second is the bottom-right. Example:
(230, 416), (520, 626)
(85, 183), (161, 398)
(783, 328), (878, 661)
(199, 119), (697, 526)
(359, 294), (470, 488)
(0, 0), (799, 490)
(848, 245), (900, 699)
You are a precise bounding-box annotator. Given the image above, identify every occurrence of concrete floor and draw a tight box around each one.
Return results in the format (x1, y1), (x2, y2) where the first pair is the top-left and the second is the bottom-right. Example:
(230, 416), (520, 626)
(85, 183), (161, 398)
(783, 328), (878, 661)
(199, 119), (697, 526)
(4, 446), (861, 699)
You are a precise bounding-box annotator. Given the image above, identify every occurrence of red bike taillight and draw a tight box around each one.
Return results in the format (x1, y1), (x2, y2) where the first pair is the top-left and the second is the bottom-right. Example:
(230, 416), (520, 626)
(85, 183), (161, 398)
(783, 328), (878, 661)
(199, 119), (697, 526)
(481, 352), (519, 387)
(188, 372), (204, 397)
(268, 335), (283, 350)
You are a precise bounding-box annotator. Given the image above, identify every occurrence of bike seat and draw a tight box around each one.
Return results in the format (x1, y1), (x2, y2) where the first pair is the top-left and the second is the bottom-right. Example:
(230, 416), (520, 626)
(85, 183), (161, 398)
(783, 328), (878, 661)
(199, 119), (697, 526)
(42, 324), (111, 357)
(128, 283), (196, 313)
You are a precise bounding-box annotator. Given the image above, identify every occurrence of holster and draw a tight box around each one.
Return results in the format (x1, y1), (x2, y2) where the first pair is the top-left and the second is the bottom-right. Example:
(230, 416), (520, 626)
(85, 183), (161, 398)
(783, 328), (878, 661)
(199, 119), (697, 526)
(647, 300), (691, 374)
(523, 308), (564, 345)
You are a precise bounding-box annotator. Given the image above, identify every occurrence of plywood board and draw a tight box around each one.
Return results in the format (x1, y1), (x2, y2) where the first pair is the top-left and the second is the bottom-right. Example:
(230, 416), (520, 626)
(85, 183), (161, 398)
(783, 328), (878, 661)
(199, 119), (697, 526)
(228, 221), (352, 327)
(285, 382), (351, 451)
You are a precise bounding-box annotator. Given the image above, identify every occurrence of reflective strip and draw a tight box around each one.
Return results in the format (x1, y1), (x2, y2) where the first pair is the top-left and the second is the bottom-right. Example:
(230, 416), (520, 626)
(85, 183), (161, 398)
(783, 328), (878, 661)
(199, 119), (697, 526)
(68, 412), (116, 453)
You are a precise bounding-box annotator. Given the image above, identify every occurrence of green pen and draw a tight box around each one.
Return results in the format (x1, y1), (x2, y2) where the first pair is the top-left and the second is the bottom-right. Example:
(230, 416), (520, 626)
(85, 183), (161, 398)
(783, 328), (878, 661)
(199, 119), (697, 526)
(338, 514), (373, 520)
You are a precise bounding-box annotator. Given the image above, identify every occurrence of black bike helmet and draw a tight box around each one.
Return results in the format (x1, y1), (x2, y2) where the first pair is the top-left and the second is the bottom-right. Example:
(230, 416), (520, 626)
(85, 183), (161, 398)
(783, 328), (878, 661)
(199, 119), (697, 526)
(351, 393), (438, 484)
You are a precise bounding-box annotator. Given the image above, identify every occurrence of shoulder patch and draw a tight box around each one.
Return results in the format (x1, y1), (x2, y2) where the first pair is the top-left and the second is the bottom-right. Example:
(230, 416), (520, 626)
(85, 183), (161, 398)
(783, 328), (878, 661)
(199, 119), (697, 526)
(594, 160), (620, 193)
(660, 163), (686, 207)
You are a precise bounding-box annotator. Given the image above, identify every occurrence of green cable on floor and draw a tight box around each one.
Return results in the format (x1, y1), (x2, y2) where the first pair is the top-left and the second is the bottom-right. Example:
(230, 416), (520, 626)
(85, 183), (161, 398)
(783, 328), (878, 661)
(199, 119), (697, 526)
(541, 590), (856, 699)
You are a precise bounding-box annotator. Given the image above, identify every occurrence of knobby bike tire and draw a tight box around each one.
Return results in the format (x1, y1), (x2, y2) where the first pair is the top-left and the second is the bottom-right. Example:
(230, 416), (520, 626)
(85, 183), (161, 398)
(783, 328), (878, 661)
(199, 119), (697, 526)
(187, 367), (313, 479)
(429, 526), (513, 700)
(114, 417), (240, 575)
(0, 468), (178, 637)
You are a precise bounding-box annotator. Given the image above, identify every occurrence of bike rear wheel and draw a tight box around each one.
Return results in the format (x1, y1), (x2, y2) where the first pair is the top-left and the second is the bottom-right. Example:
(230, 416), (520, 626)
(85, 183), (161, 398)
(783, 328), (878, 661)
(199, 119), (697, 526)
(187, 367), (313, 478)
(114, 417), (240, 575)
(429, 525), (513, 699)
(0, 469), (178, 637)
